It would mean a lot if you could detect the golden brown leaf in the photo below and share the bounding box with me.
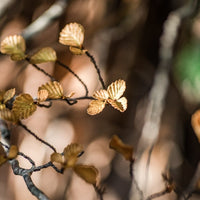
[87,100,106,115]
[0,155,7,166]
[30,47,57,64]
[0,104,6,110]
[51,152,63,164]
[38,81,64,99]
[12,94,37,120]
[0,35,26,61]
[37,89,48,102]
[109,135,133,161]
[59,22,84,48]
[107,79,126,100]
[191,110,200,143]
[64,143,83,168]
[7,145,18,159]
[93,90,109,100]
[69,46,86,55]
[107,97,127,112]
[0,109,18,123]
[3,88,15,103]
[0,91,5,102]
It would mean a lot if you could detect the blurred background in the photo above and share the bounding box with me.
[0,0,200,199]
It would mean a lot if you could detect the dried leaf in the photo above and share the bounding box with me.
[93,90,109,100]
[3,88,15,103]
[51,152,63,164]
[64,91,75,98]
[0,91,5,102]
[110,135,133,161]
[37,89,48,102]
[73,164,99,185]
[87,100,106,115]
[0,104,6,110]
[59,22,84,48]
[64,143,83,168]
[0,109,18,123]
[107,79,126,100]
[12,94,37,119]
[191,110,200,143]
[69,46,86,55]
[7,145,18,159]
[39,81,64,99]
[30,47,57,64]
[107,97,127,112]
[0,35,26,60]
[0,155,7,166]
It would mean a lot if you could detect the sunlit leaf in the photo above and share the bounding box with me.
[107,97,127,112]
[0,109,18,123]
[51,152,63,164]
[73,164,99,185]
[37,89,48,102]
[191,110,200,143]
[107,79,126,100]
[69,46,86,55]
[3,88,15,103]
[30,47,57,64]
[0,104,6,110]
[93,90,109,100]
[7,145,18,159]
[59,22,84,48]
[38,81,64,99]
[87,100,106,115]
[12,94,37,119]
[109,135,133,161]
[64,143,83,168]
[0,35,26,61]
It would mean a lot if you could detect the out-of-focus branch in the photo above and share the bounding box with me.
[21,0,68,40]
[130,0,200,199]
[0,0,16,18]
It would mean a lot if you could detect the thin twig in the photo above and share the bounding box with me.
[146,188,170,200]
[85,51,106,89]
[56,60,89,96]
[19,122,56,152]
[94,184,105,200]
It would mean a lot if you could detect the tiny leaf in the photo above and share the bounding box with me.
[38,81,64,99]
[107,97,127,112]
[59,22,84,48]
[69,46,86,55]
[107,79,126,100]
[109,135,133,161]
[7,145,18,159]
[87,100,106,115]
[73,164,99,185]
[30,47,57,64]
[0,155,7,166]
[12,94,37,119]
[3,88,15,103]
[0,35,26,60]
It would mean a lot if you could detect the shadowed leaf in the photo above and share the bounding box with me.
[87,100,106,115]
[107,97,127,112]
[7,145,18,159]
[3,88,15,103]
[191,110,200,143]
[0,109,18,123]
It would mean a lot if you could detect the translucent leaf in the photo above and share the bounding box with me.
[0,109,18,123]
[69,46,86,55]
[0,104,6,110]
[107,79,126,100]
[39,81,64,99]
[59,22,84,48]
[3,88,15,103]
[107,97,127,112]
[0,155,7,166]
[37,89,48,102]
[12,94,37,119]
[191,110,200,143]
[0,35,26,61]
[110,135,133,161]
[64,143,83,168]
[7,145,18,159]
[93,90,109,100]
[51,152,63,164]
[73,164,99,185]
[30,47,57,64]
[87,100,106,115]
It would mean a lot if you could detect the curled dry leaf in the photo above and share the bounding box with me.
[69,46,87,55]
[110,135,133,161]
[7,145,18,159]
[59,22,84,48]
[12,94,37,120]
[0,155,7,166]
[37,89,48,102]
[64,143,84,168]
[0,35,26,61]
[107,97,127,112]
[73,164,99,185]
[51,152,63,164]
[3,88,15,103]
[191,110,200,143]
[30,47,57,64]
[87,100,106,115]
[38,81,64,99]
[0,108,18,123]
